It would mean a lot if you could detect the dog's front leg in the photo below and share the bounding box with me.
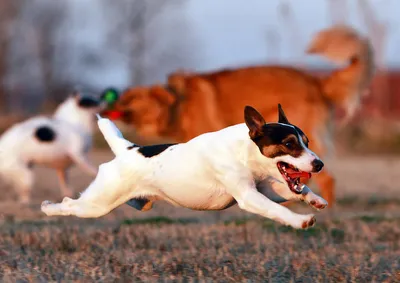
[260,180,328,211]
[42,158,133,218]
[230,183,316,229]
[297,184,328,210]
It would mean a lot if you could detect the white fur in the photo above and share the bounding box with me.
[0,95,102,203]
[41,118,328,229]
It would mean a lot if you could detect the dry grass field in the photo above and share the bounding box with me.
[0,150,399,282]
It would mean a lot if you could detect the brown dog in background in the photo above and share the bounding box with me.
[102,25,375,207]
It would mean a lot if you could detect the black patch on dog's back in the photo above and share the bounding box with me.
[137,143,176,158]
[78,97,100,108]
[127,144,139,150]
[34,126,56,142]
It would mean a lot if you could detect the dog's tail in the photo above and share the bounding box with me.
[96,114,134,156]
[306,25,375,121]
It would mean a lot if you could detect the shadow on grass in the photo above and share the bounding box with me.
[337,195,400,207]
[121,216,199,226]
[223,217,345,242]
[261,220,347,243]
[223,217,257,226]
[357,215,399,223]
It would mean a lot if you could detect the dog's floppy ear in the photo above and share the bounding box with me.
[151,85,176,105]
[244,106,265,139]
[278,104,290,124]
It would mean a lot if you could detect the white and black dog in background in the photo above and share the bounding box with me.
[42,104,328,229]
[0,92,103,203]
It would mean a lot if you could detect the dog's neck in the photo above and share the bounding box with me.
[160,86,186,140]
[160,85,224,142]
[213,124,278,181]
[244,137,277,181]
[53,98,95,135]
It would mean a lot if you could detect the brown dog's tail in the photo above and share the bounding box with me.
[306,25,375,121]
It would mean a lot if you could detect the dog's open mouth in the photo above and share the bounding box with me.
[277,162,312,194]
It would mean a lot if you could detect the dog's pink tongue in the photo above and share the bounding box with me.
[286,168,312,180]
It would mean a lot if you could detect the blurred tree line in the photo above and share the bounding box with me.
[0,0,195,115]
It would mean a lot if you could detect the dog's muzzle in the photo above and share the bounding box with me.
[311,159,324,173]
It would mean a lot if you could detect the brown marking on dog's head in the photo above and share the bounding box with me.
[278,103,309,147]
[245,105,324,194]
[244,104,309,159]
[102,85,178,139]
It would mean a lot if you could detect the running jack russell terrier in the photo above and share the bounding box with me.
[0,92,103,203]
[41,104,328,229]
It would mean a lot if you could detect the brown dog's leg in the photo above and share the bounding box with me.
[312,170,335,208]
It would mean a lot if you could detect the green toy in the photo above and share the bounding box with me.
[101,88,119,106]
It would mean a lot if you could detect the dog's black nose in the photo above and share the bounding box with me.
[312,159,324,172]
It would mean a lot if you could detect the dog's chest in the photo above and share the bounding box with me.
[139,138,245,211]
[148,164,236,210]
[160,186,237,211]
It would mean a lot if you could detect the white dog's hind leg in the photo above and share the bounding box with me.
[41,159,134,218]
[69,151,97,177]
[13,167,34,204]
[0,162,32,203]
[56,169,74,197]
[41,197,111,218]
[0,162,34,204]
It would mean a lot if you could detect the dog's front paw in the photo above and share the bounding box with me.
[301,215,316,229]
[309,197,328,211]
[290,214,316,229]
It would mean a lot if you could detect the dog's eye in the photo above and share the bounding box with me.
[285,142,293,149]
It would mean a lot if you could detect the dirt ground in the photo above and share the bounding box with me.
[0,150,399,282]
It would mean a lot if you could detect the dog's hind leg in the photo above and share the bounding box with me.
[41,158,137,218]
[69,151,97,177]
[12,165,34,204]
[41,197,111,218]
[56,169,74,197]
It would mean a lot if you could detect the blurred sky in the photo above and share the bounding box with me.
[4,0,400,105]
[186,0,400,71]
